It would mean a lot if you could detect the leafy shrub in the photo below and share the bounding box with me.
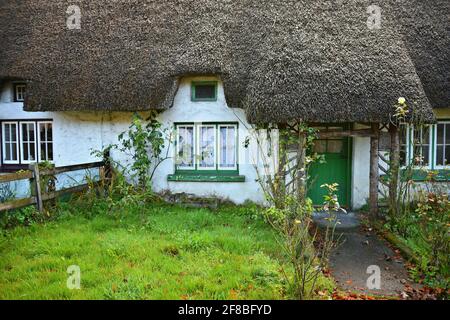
[0,183,15,203]
[0,206,39,229]
[414,191,449,289]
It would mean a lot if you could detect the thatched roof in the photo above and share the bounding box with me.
[0,0,447,123]
[398,1,450,110]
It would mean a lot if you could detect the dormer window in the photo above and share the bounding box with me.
[191,81,217,101]
[14,83,26,102]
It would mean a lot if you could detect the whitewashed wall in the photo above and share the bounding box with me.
[6,77,426,208]
[0,77,267,204]
[351,136,371,209]
[151,76,266,203]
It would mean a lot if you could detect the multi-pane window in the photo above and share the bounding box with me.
[2,122,19,164]
[312,126,345,154]
[399,125,408,167]
[14,84,26,102]
[219,125,237,169]
[411,126,431,167]
[1,120,53,166]
[39,122,53,162]
[191,82,217,101]
[198,125,216,169]
[20,122,37,163]
[175,123,238,172]
[435,122,450,167]
[176,125,194,169]
[399,123,450,169]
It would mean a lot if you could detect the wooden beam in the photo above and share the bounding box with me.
[275,124,288,206]
[30,164,43,213]
[317,129,376,139]
[378,164,388,175]
[41,183,98,201]
[296,128,306,202]
[0,197,36,212]
[369,123,380,218]
[378,152,389,164]
[0,171,33,183]
[389,123,400,217]
[40,161,104,176]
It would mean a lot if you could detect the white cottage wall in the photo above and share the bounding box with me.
[0,77,267,204]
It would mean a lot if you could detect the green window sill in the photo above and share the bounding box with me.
[382,169,450,182]
[405,169,450,182]
[167,173,245,183]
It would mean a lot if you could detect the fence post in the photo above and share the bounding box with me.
[103,148,113,186]
[30,164,43,213]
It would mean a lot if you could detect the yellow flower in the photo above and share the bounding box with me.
[398,97,406,104]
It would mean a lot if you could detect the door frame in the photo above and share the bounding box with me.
[307,123,353,209]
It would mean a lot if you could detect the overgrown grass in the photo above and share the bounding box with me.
[0,199,333,300]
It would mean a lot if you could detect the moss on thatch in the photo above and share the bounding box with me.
[0,0,446,123]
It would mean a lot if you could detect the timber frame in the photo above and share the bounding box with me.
[282,122,401,218]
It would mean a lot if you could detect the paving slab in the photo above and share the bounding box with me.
[313,212,418,297]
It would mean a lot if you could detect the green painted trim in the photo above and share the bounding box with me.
[175,169,240,176]
[397,169,450,182]
[191,81,218,102]
[167,173,245,182]
[307,123,352,208]
[431,125,436,170]
[172,122,241,180]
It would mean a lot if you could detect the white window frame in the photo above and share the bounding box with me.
[175,124,195,170]
[37,121,54,162]
[2,122,19,164]
[197,124,216,170]
[14,84,26,102]
[218,124,238,170]
[434,121,450,169]
[19,121,37,164]
[399,124,409,168]
[406,125,433,169]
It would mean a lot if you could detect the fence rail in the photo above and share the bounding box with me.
[0,161,107,213]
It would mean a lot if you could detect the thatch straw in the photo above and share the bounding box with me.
[0,0,446,123]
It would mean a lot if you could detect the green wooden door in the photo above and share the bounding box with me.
[307,126,351,208]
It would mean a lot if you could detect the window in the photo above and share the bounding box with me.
[14,84,26,102]
[198,125,216,169]
[399,125,408,166]
[399,125,432,167]
[411,125,431,167]
[176,125,194,169]
[1,120,53,167]
[400,122,450,170]
[191,82,217,101]
[2,122,19,164]
[312,126,345,154]
[172,123,242,182]
[39,122,53,161]
[219,125,237,169]
[435,122,450,167]
[20,122,37,163]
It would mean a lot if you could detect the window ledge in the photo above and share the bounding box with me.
[388,169,450,182]
[167,174,245,183]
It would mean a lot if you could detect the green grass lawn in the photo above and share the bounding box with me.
[0,201,332,300]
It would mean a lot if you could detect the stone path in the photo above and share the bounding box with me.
[312,211,418,297]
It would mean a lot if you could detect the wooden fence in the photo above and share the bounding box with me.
[0,161,107,213]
